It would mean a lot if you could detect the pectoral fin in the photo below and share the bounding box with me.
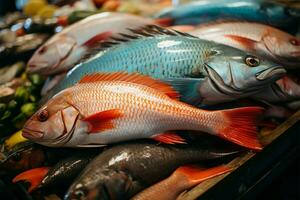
[82,109,123,133]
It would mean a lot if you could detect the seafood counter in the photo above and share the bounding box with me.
[0,0,299,200]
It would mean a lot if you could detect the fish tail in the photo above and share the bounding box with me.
[213,107,264,150]
[12,167,49,193]
[175,165,232,186]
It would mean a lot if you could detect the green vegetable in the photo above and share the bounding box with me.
[1,110,11,120]
[12,113,27,130]
[67,10,100,24]
[7,100,17,110]
[28,74,44,86]
[0,103,6,115]
[15,86,30,103]
[21,103,37,117]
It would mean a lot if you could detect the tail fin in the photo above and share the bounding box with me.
[12,167,49,193]
[176,165,232,186]
[216,107,264,150]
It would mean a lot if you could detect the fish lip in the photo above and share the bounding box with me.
[291,51,300,57]
[26,62,50,74]
[255,66,286,81]
[203,63,258,95]
[22,128,44,139]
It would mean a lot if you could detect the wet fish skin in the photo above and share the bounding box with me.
[189,22,300,68]
[40,151,99,190]
[252,75,300,103]
[65,140,239,200]
[155,0,300,33]
[24,72,264,150]
[27,12,154,75]
[44,28,284,106]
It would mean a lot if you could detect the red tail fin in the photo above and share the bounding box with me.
[217,107,264,150]
[176,165,232,186]
[153,18,174,27]
[12,167,49,193]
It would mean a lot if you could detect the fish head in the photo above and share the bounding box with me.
[262,31,300,63]
[22,94,80,146]
[65,169,133,200]
[204,47,286,93]
[27,36,77,75]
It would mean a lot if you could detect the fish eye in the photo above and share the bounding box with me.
[38,47,47,54]
[245,56,260,67]
[37,109,49,122]
[289,38,299,46]
[74,189,86,199]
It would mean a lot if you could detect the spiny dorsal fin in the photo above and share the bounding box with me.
[78,25,197,65]
[79,72,179,99]
[98,24,197,49]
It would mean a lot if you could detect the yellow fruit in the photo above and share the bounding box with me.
[117,2,140,14]
[5,130,28,149]
[23,1,47,16]
[37,5,57,19]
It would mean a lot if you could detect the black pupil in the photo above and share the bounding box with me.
[250,59,256,65]
[39,110,48,121]
[76,190,84,197]
[39,47,46,54]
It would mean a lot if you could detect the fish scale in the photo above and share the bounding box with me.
[50,35,208,98]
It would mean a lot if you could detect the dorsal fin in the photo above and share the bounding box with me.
[78,25,197,65]
[78,72,179,99]
[97,25,197,50]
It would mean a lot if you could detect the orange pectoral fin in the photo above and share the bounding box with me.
[176,165,232,186]
[152,132,186,144]
[12,167,49,193]
[82,109,123,133]
[224,34,257,50]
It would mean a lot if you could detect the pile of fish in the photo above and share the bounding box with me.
[1,0,300,200]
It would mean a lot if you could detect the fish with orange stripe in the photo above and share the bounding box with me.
[22,72,264,150]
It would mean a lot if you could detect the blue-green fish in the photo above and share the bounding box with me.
[155,0,300,34]
[45,25,286,105]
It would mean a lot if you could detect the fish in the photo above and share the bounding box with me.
[188,22,300,68]
[131,165,231,200]
[24,72,264,150]
[64,140,239,200]
[27,12,157,76]
[43,25,285,106]
[12,152,98,193]
[155,0,300,33]
[252,75,300,104]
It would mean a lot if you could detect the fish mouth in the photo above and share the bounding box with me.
[255,66,286,81]
[26,62,50,74]
[22,128,44,139]
[291,51,300,57]
[203,63,259,96]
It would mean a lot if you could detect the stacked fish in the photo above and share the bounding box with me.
[1,0,299,200]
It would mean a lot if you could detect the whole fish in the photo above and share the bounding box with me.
[252,75,300,103]
[27,12,156,75]
[131,165,231,200]
[65,140,239,200]
[155,0,300,33]
[188,22,300,68]
[24,72,263,150]
[12,152,98,193]
[44,25,285,106]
